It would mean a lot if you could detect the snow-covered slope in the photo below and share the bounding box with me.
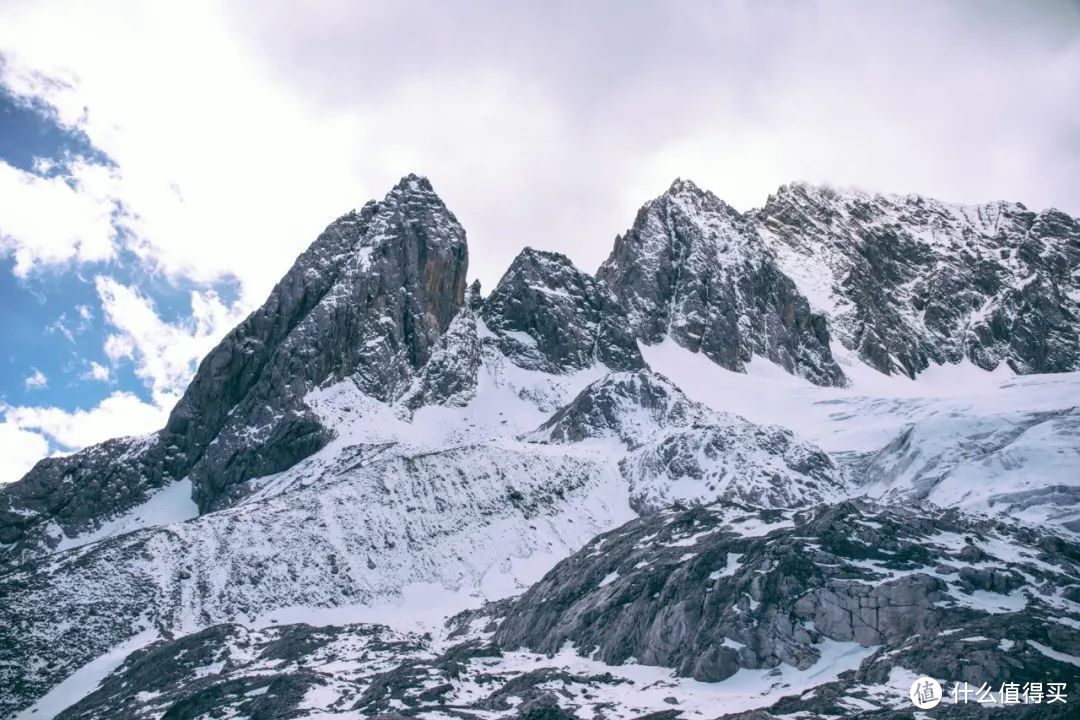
[38,501,1080,720]
[643,338,1080,532]
[527,370,847,512]
[0,319,849,718]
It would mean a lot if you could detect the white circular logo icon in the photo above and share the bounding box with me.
[910,676,942,709]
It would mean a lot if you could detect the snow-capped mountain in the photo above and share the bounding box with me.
[1,174,470,566]
[597,179,845,387]
[756,182,1080,378]
[2,176,1078,719]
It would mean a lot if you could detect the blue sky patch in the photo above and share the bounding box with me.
[0,79,239,457]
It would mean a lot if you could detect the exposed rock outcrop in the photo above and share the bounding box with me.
[598,179,845,386]
[756,182,1080,377]
[493,500,1080,684]
[482,247,644,373]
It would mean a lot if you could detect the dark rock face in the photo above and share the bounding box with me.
[739,615,1080,719]
[756,183,1080,377]
[0,174,469,562]
[398,295,482,411]
[173,174,469,510]
[482,247,644,373]
[0,435,164,552]
[597,179,845,387]
[492,500,1080,684]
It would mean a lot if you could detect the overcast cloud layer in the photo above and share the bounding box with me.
[0,0,1078,481]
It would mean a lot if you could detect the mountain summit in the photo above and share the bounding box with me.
[1,175,469,557]
[598,179,845,386]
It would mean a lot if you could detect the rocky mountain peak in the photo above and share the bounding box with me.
[598,181,845,386]
[663,175,710,199]
[526,369,710,447]
[389,171,435,193]
[505,245,577,275]
[661,175,739,215]
[761,181,1034,234]
[480,246,644,374]
[756,181,1080,377]
[169,174,470,509]
[374,173,464,243]
[0,176,472,558]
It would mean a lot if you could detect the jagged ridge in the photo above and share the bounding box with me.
[756,182,1080,377]
[598,179,846,387]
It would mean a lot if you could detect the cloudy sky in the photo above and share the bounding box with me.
[1,0,1078,483]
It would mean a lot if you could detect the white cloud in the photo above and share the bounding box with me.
[95,275,246,407]
[223,0,1080,286]
[1,391,166,453]
[1,1,1076,297]
[103,333,135,363]
[82,361,111,382]
[0,1,364,304]
[0,419,49,484]
[47,314,75,343]
[0,277,243,481]
[47,304,95,343]
[23,368,47,389]
[0,159,118,276]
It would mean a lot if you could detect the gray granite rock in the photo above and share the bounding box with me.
[398,284,483,410]
[483,247,644,374]
[492,500,1079,684]
[597,179,845,386]
[756,183,1080,377]
[174,174,469,511]
[527,370,709,447]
